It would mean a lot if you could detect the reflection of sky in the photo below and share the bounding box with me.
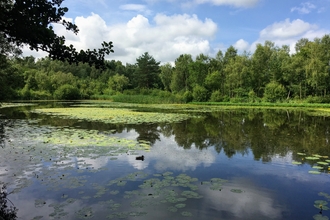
[125,134,216,172]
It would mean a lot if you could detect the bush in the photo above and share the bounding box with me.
[183,91,193,103]
[54,84,80,100]
[192,85,209,102]
[263,81,286,102]
[210,90,223,102]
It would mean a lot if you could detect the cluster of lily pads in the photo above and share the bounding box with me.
[32,107,196,125]
[313,192,330,220]
[292,153,330,175]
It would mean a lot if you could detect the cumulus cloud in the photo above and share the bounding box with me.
[291,2,316,14]
[259,18,317,40]
[23,13,217,64]
[234,39,250,52]
[247,18,327,53]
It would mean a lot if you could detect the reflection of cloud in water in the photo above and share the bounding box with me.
[126,155,149,170]
[200,179,283,219]
[124,135,216,171]
[77,156,109,170]
[150,135,216,171]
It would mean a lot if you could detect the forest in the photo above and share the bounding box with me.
[1,35,330,104]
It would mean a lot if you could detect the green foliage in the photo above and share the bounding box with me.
[134,52,161,89]
[108,73,129,92]
[111,93,183,104]
[192,85,209,102]
[210,90,223,102]
[183,91,193,103]
[1,0,113,69]
[0,185,18,220]
[54,84,80,100]
[263,81,287,102]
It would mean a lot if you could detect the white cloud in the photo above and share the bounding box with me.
[23,13,217,64]
[245,18,327,54]
[234,18,329,55]
[195,0,260,7]
[148,0,260,8]
[259,19,317,40]
[291,2,316,14]
[120,4,147,11]
[234,39,250,52]
[119,4,152,16]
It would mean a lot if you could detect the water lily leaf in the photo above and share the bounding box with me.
[181,211,193,217]
[175,203,186,208]
[313,214,329,220]
[312,166,324,169]
[292,161,302,165]
[297,152,306,156]
[317,161,329,165]
[309,170,321,174]
[230,189,244,193]
[306,157,320,160]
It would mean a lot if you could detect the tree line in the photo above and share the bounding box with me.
[1,35,330,103]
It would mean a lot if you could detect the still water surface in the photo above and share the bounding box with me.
[1,102,330,220]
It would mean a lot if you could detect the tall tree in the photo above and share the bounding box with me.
[170,54,193,93]
[160,63,173,91]
[1,0,113,69]
[251,41,276,97]
[134,52,161,89]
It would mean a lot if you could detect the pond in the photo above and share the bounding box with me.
[1,101,330,220]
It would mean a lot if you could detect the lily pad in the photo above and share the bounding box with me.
[306,157,320,160]
[292,161,302,165]
[313,214,329,220]
[230,189,244,193]
[309,170,321,174]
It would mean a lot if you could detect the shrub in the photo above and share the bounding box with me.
[192,85,209,102]
[54,84,80,100]
[210,90,223,102]
[263,81,286,102]
[183,90,193,103]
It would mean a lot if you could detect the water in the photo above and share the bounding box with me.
[1,102,330,220]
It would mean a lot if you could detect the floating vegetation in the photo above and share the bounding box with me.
[309,170,322,175]
[317,162,329,166]
[306,157,320,160]
[292,161,302,165]
[230,189,244,193]
[297,152,306,156]
[313,214,329,220]
[314,200,329,210]
[75,207,94,219]
[181,211,193,217]
[35,199,46,208]
[32,107,195,124]
[175,203,186,208]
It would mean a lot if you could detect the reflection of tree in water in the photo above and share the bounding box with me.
[0,121,4,148]
[0,185,17,220]
[134,123,160,145]
[165,109,330,161]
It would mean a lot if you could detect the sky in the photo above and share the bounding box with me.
[24,0,330,64]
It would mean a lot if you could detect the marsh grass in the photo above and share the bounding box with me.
[110,94,184,104]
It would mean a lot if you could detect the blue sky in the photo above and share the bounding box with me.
[24,0,330,64]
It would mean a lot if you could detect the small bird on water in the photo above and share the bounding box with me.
[136,155,144,161]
